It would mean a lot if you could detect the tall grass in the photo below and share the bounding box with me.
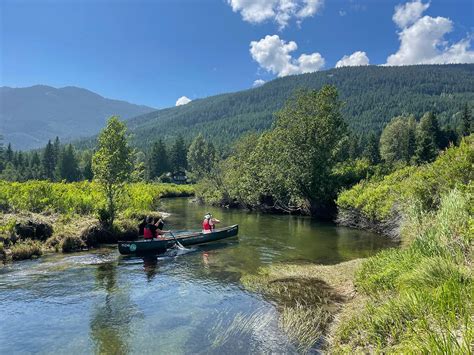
[332,189,473,353]
[0,180,194,216]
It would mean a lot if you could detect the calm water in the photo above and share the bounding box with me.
[0,198,394,354]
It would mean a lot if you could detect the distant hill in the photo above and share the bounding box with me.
[0,85,155,150]
[113,64,472,151]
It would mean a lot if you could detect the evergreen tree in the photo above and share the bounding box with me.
[415,112,440,164]
[0,135,4,172]
[0,162,18,181]
[56,144,81,182]
[42,140,56,180]
[169,135,187,172]
[81,151,94,181]
[5,143,13,163]
[29,151,43,180]
[53,136,61,165]
[149,139,169,179]
[362,132,380,164]
[461,103,472,137]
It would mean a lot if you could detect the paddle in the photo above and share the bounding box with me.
[167,230,186,250]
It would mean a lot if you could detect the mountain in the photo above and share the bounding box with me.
[0,85,155,150]
[114,64,472,151]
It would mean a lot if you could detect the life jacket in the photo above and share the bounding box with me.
[202,218,212,231]
[143,225,153,239]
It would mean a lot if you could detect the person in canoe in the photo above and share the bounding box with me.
[143,216,170,240]
[153,217,170,239]
[202,213,220,234]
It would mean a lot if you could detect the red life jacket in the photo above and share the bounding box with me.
[143,226,153,239]
[202,218,212,231]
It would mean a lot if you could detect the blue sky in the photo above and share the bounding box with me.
[1,0,473,108]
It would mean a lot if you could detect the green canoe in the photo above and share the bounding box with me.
[118,224,239,255]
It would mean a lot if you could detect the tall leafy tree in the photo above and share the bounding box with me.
[379,116,416,165]
[42,140,56,180]
[169,135,187,172]
[92,116,133,225]
[149,139,169,179]
[415,112,440,164]
[56,144,81,182]
[261,86,348,215]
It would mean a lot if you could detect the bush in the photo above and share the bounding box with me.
[10,240,43,260]
[337,136,473,236]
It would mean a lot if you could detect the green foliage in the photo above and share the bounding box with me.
[0,180,193,216]
[379,115,417,165]
[169,134,187,172]
[415,112,441,164]
[461,103,472,137]
[92,116,134,225]
[56,144,81,182]
[42,140,56,180]
[337,135,473,223]
[149,139,169,179]
[187,133,217,181]
[333,189,473,353]
[198,86,349,216]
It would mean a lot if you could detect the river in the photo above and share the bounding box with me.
[0,198,394,354]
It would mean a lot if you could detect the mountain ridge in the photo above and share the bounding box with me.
[0,85,155,150]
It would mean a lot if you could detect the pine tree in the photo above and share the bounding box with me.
[53,136,61,166]
[42,140,56,180]
[362,132,380,164]
[29,151,43,180]
[56,144,81,182]
[169,135,187,173]
[5,143,13,163]
[415,112,440,164]
[149,139,169,179]
[461,103,472,137]
[81,151,94,181]
[0,135,4,172]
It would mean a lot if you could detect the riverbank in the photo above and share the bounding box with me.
[0,181,194,263]
[240,137,473,352]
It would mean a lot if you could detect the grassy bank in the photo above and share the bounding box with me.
[241,137,473,352]
[337,136,473,239]
[0,181,194,262]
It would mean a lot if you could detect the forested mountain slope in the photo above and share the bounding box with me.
[0,85,155,150]
[120,64,474,150]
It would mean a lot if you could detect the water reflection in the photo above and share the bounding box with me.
[90,261,139,354]
[142,256,158,282]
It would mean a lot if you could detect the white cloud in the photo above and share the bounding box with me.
[253,79,266,87]
[250,35,325,77]
[227,0,323,29]
[175,96,191,106]
[393,0,430,28]
[387,1,474,65]
[335,51,370,67]
[339,9,346,17]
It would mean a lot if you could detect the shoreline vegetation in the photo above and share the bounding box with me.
[0,181,193,263]
[240,136,473,352]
